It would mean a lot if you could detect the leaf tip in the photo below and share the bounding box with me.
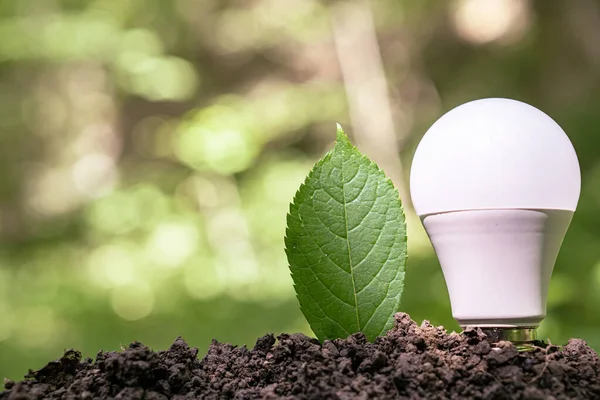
[335,123,349,144]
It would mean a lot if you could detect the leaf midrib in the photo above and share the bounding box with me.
[340,163,361,332]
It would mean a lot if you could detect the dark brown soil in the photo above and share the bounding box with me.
[2,313,599,399]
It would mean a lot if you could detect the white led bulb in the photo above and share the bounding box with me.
[410,98,581,343]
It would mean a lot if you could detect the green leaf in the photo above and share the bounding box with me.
[285,124,407,342]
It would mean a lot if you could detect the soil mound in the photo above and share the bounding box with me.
[2,313,599,399]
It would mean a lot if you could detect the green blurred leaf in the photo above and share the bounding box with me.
[285,125,407,341]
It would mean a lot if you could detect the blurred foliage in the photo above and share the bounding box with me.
[0,0,600,382]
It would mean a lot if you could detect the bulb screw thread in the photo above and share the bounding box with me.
[480,327,538,352]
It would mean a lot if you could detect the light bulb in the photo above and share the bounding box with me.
[410,98,581,344]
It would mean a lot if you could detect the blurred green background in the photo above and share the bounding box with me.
[1,0,599,381]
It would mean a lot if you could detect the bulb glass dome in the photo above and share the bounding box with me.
[410,98,581,216]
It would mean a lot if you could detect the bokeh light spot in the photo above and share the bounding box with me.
[72,152,118,198]
[452,0,531,45]
[146,220,200,268]
[175,123,259,174]
[120,29,164,58]
[26,167,81,216]
[131,57,199,101]
[88,243,138,288]
[111,282,155,321]
[183,256,224,300]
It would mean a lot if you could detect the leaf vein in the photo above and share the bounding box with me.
[340,160,361,332]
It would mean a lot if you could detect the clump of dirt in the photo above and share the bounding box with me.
[2,313,600,399]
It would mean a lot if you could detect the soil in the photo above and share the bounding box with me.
[2,313,599,400]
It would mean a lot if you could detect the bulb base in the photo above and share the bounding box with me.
[422,209,573,329]
[479,327,538,351]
